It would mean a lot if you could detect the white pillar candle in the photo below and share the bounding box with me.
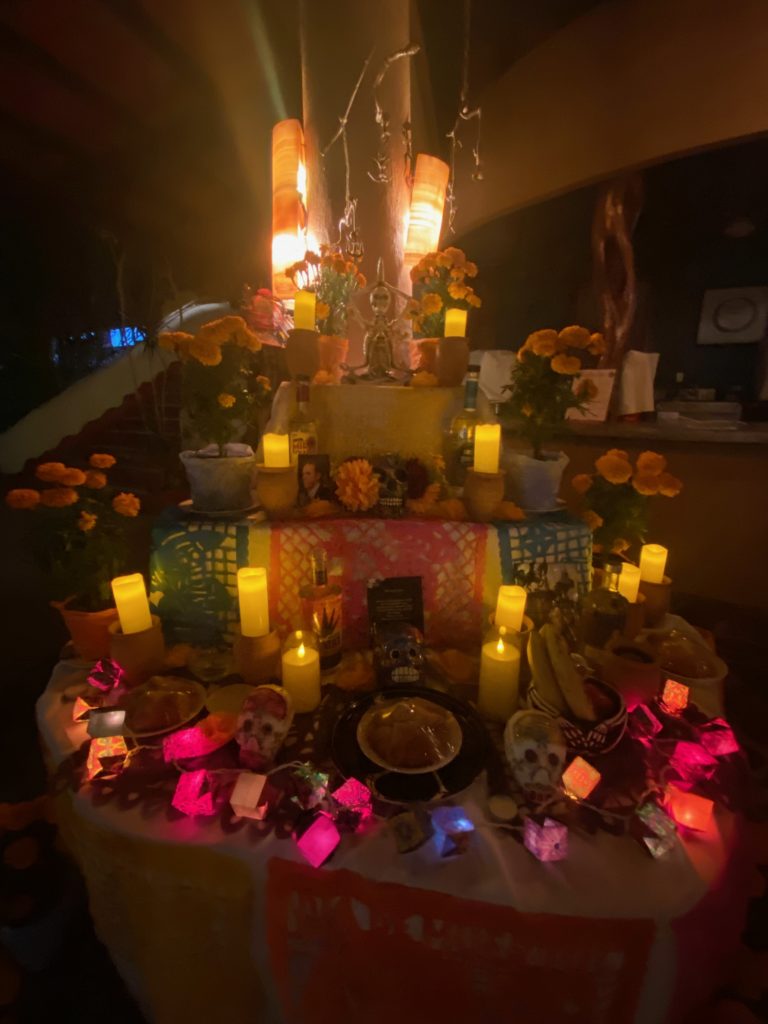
[639,544,668,584]
[618,563,642,603]
[262,433,291,468]
[478,629,521,723]
[281,636,321,712]
[473,423,501,474]
[111,573,152,635]
[444,307,467,337]
[237,567,270,637]
[494,585,526,632]
[293,289,316,331]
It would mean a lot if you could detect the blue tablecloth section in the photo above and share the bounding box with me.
[150,509,592,646]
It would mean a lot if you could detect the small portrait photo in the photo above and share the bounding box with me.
[298,454,334,506]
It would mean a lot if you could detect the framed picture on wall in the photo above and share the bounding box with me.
[697,286,768,344]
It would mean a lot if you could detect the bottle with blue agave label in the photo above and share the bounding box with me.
[300,547,342,669]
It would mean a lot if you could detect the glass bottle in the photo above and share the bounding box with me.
[579,559,629,653]
[288,376,318,463]
[445,364,480,486]
[300,548,342,669]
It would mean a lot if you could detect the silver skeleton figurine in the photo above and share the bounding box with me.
[343,257,412,382]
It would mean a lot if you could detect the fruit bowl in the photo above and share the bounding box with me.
[528,676,627,755]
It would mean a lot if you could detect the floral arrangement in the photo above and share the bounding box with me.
[286,246,366,337]
[503,326,606,460]
[158,315,272,454]
[406,246,481,338]
[5,455,141,610]
[571,449,683,555]
[241,286,291,344]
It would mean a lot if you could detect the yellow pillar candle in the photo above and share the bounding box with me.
[639,544,668,584]
[618,563,642,603]
[444,307,468,337]
[262,433,291,468]
[293,289,316,331]
[494,585,527,632]
[473,423,501,474]
[111,573,152,635]
[281,635,321,712]
[478,629,521,722]
[237,567,270,638]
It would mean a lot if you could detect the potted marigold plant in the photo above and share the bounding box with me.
[406,246,481,380]
[570,449,683,557]
[5,455,141,658]
[159,315,272,512]
[502,326,604,510]
[286,247,366,382]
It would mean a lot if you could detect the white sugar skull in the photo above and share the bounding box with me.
[504,710,566,805]
[236,684,294,771]
[374,455,408,517]
[374,622,425,687]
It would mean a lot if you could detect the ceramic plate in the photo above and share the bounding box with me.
[123,675,206,738]
[178,499,263,519]
[519,498,567,515]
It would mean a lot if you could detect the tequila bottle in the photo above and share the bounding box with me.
[288,376,318,463]
[445,365,480,486]
[579,559,629,653]
[300,548,342,670]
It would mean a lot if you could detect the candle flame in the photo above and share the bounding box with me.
[298,642,306,659]
[496,636,505,654]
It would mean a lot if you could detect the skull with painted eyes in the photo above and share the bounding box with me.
[504,709,566,805]
[373,622,426,687]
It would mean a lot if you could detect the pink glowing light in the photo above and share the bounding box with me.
[87,658,125,693]
[700,719,739,757]
[172,770,216,816]
[163,723,222,763]
[331,778,372,816]
[562,756,601,800]
[85,736,128,780]
[670,740,718,782]
[524,818,568,862]
[230,772,268,819]
[295,813,341,868]
[661,679,689,715]
[665,783,714,832]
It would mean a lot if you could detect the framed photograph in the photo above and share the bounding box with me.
[297,454,334,506]
[697,286,768,345]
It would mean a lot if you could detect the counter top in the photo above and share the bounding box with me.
[563,420,768,445]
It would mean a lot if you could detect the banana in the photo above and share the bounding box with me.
[527,628,567,713]
[542,623,597,722]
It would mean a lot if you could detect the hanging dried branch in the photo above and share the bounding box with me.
[446,0,483,233]
[367,42,420,184]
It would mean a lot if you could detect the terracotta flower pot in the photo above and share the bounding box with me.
[180,451,256,512]
[53,599,118,660]
[409,338,439,373]
[317,335,349,379]
[504,450,569,511]
[436,338,469,387]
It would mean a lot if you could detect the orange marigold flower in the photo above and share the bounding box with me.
[112,492,141,517]
[316,301,331,320]
[233,323,262,353]
[335,459,380,512]
[312,369,338,385]
[411,371,438,388]
[658,472,683,498]
[632,473,661,496]
[78,511,97,533]
[40,488,78,508]
[583,509,604,531]
[35,462,67,483]
[421,292,443,315]
[255,375,271,391]
[466,293,482,308]
[84,470,107,489]
[595,452,633,484]
[605,448,629,461]
[59,467,86,487]
[436,252,452,268]
[303,499,337,519]
[356,272,366,287]
[636,450,667,476]
[449,266,466,280]
[89,453,116,469]
[442,246,466,266]
[496,501,526,521]
[571,473,593,494]
[447,282,468,300]
[304,251,321,265]
[611,537,630,555]
[157,331,194,354]
[5,488,40,510]
[558,325,592,349]
[217,392,236,409]
[551,354,581,375]
[433,498,468,521]
[199,315,247,344]
[188,336,222,366]
[588,332,606,356]
[529,331,559,358]
[464,261,478,278]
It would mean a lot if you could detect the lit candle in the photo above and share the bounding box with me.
[478,628,521,722]
[293,290,316,331]
[494,585,526,632]
[281,632,321,713]
[237,567,270,638]
[262,433,291,468]
[111,573,152,635]
[473,423,501,474]
[639,544,668,584]
[444,308,468,338]
[618,563,642,603]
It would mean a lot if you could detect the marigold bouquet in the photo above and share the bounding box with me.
[571,449,683,554]
[5,454,141,609]
[503,326,606,459]
[406,246,481,338]
[286,246,366,337]
[158,315,272,453]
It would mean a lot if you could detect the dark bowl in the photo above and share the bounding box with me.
[528,676,627,755]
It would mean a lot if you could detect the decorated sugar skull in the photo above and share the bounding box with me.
[373,622,425,687]
[374,454,408,517]
[504,709,566,805]
[236,684,294,771]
